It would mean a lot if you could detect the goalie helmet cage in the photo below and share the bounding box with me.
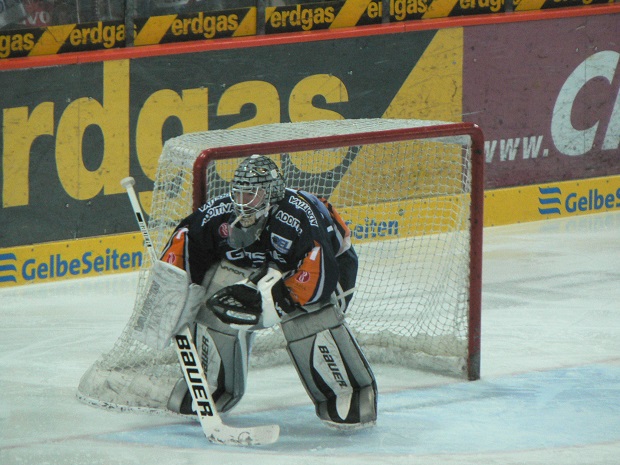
[77,118,483,414]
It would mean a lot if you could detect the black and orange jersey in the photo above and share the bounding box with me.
[160,188,355,307]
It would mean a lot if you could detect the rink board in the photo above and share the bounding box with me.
[2,174,620,287]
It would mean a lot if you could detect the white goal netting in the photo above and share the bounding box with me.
[77,118,483,413]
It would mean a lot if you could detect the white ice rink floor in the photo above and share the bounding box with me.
[1,211,619,465]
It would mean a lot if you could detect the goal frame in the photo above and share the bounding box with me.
[192,122,484,380]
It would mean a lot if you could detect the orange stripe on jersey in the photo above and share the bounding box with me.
[319,197,352,254]
[320,197,350,240]
[160,227,188,271]
[284,241,323,306]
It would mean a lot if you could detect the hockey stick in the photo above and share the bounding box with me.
[121,176,280,446]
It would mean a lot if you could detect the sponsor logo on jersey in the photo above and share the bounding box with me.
[275,210,303,234]
[296,270,311,283]
[199,201,233,226]
[165,253,177,264]
[218,223,230,238]
[225,249,266,267]
[271,233,293,254]
[288,196,318,227]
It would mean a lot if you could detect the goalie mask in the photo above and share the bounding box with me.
[228,155,285,249]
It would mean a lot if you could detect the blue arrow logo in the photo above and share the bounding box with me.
[0,253,17,283]
[538,187,562,215]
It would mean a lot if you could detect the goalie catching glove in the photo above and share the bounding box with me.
[209,265,297,329]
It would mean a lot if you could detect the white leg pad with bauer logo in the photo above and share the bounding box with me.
[196,309,254,413]
[168,260,254,415]
[282,300,377,429]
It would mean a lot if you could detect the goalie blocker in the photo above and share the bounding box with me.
[167,259,377,429]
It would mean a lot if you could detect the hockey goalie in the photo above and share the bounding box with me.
[135,154,377,431]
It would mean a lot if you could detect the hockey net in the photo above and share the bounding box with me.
[77,118,484,413]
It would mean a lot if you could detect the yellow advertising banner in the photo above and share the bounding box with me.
[0,233,144,288]
[485,175,620,226]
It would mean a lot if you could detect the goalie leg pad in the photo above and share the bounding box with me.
[282,301,377,428]
[168,262,254,416]
[168,311,253,415]
[197,310,253,413]
[198,261,255,412]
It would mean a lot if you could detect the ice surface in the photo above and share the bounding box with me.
[1,211,619,465]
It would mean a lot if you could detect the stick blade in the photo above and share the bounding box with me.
[208,423,280,446]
